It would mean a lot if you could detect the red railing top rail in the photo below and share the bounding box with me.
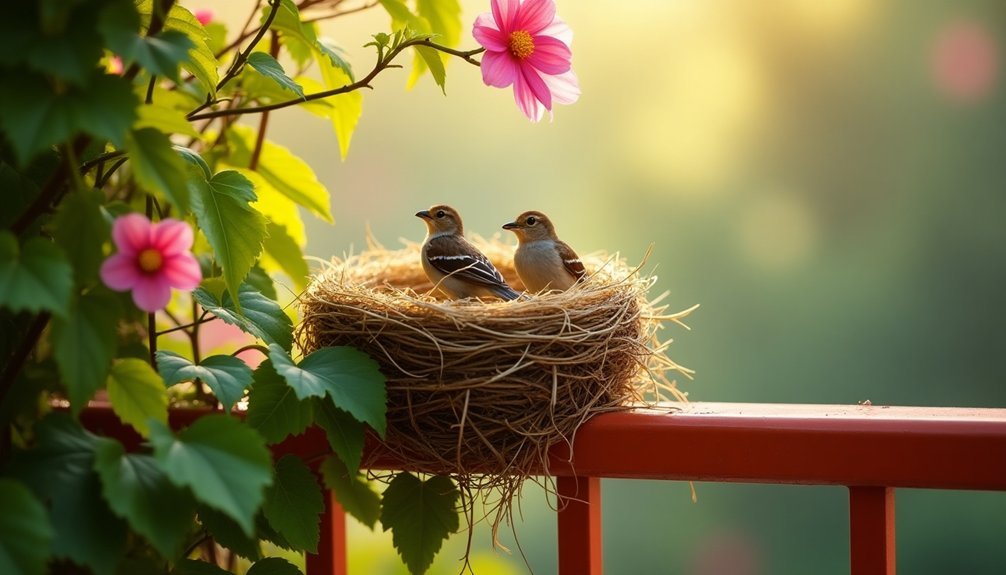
[79,402,1006,491]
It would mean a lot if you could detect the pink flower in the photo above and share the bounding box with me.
[107,56,124,76]
[194,9,213,26]
[100,214,202,312]
[473,0,580,121]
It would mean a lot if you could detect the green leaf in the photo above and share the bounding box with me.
[381,473,460,575]
[9,414,126,575]
[126,128,191,212]
[247,52,305,99]
[319,456,380,529]
[53,189,109,286]
[0,478,52,575]
[413,45,447,94]
[149,415,273,536]
[134,95,200,138]
[417,0,461,49]
[101,4,194,82]
[263,222,310,290]
[189,170,267,302]
[93,441,195,558]
[315,48,362,160]
[106,359,168,438]
[228,125,332,222]
[197,505,261,560]
[246,264,278,301]
[193,284,293,351]
[0,72,138,164]
[0,232,73,317]
[268,344,387,435]
[316,39,354,82]
[173,559,233,575]
[247,557,303,575]
[246,360,313,444]
[157,350,253,412]
[52,291,120,413]
[262,455,324,553]
[313,397,364,473]
[137,1,219,96]
[175,145,212,179]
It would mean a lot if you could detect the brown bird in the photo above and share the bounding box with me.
[503,210,586,293]
[416,205,520,301]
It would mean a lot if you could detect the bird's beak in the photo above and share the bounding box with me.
[502,221,520,230]
[415,210,432,220]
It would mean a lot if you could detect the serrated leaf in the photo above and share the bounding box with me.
[246,360,313,444]
[0,72,138,165]
[93,441,195,557]
[149,415,272,536]
[173,559,233,575]
[197,505,261,560]
[126,127,190,212]
[263,222,309,290]
[193,284,293,351]
[137,1,219,96]
[9,414,126,575]
[319,456,379,529]
[381,473,460,575]
[247,52,304,99]
[53,189,109,286]
[101,3,193,82]
[313,397,364,473]
[0,478,52,575]
[52,291,120,413]
[315,48,362,160]
[189,170,267,303]
[262,455,324,553]
[228,125,332,222]
[247,557,303,575]
[106,358,168,438]
[175,145,212,179]
[229,167,305,245]
[157,350,252,412]
[268,344,386,435]
[0,232,73,317]
[316,39,354,82]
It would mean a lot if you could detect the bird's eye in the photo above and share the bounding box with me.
[435,210,446,218]
[525,216,537,226]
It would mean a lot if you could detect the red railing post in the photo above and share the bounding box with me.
[557,475,603,575]
[849,486,895,575]
[306,491,348,575]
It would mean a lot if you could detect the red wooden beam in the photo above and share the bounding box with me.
[306,492,347,575]
[849,487,895,575]
[557,476,602,575]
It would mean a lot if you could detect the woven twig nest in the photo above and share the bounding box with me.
[298,236,695,533]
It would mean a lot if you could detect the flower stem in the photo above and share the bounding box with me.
[231,344,271,358]
[187,40,486,121]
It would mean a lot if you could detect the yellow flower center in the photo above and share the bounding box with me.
[138,248,163,273]
[508,30,535,59]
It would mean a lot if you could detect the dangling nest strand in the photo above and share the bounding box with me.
[297,236,696,534]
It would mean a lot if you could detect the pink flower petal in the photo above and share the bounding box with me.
[100,253,141,291]
[515,0,556,34]
[542,69,581,106]
[513,68,545,121]
[540,16,573,47]
[162,253,203,291]
[491,0,519,33]
[112,213,152,256]
[521,64,552,110]
[526,35,571,75]
[473,22,508,52]
[195,9,213,26]
[151,218,194,256]
[481,50,518,88]
[131,276,173,312]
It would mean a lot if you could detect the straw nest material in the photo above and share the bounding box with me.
[298,236,696,532]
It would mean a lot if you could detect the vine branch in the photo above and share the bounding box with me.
[188,40,486,121]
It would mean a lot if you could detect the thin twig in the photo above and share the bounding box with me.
[231,344,271,357]
[188,40,485,121]
[0,313,50,408]
[156,316,217,336]
[302,0,378,23]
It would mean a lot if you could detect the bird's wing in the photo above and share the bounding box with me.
[426,236,511,288]
[555,240,587,280]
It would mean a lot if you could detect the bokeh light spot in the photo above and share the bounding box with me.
[932,20,999,104]
[738,192,817,270]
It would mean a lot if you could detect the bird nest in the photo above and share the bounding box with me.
[297,236,696,535]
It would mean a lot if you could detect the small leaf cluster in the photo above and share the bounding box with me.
[0,0,469,574]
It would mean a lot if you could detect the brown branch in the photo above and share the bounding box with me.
[188,40,486,121]
[0,313,50,409]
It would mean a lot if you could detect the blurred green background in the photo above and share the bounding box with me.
[209,0,1005,572]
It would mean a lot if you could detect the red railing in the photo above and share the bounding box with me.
[80,402,1006,575]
